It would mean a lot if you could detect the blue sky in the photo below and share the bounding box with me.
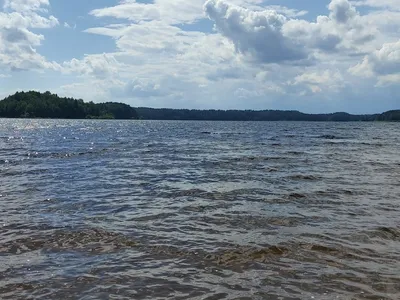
[0,0,399,113]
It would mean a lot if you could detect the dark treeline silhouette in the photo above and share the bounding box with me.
[0,91,138,119]
[136,107,400,122]
[375,110,400,122]
[0,91,398,121]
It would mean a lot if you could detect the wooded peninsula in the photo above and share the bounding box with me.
[0,91,399,121]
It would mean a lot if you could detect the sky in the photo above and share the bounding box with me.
[0,0,399,113]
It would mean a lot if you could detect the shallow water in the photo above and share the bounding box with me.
[0,119,399,300]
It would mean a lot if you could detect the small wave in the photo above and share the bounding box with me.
[0,228,137,255]
[205,245,288,266]
[371,227,400,241]
[195,215,307,230]
[288,174,320,181]
[223,156,288,163]
[286,193,307,199]
[315,189,357,196]
[360,142,384,147]
[24,148,112,160]
[286,151,304,155]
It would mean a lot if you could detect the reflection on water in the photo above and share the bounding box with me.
[0,119,399,299]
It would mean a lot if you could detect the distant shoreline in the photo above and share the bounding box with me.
[1,91,399,122]
[0,117,398,122]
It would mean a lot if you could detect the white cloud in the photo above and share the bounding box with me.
[54,0,399,112]
[329,0,357,23]
[367,40,400,75]
[0,0,59,71]
[89,0,289,26]
[204,0,376,65]
[283,0,376,55]
[3,0,50,12]
[204,0,310,64]
[89,0,206,25]
[292,69,345,93]
[376,74,400,86]
[351,0,400,11]
[350,40,400,85]
[63,53,123,78]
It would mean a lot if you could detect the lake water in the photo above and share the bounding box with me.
[0,119,399,300]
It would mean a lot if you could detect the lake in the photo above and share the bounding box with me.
[0,119,399,299]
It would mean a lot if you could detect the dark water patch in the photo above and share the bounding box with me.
[285,151,304,155]
[22,148,115,160]
[318,134,350,139]
[286,193,307,200]
[314,188,361,196]
[0,159,11,165]
[157,188,208,199]
[195,214,307,230]
[205,245,289,266]
[157,188,272,202]
[287,174,320,181]
[221,156,290,164]
[366,160,392,167]
[360,142,384,147]
[324,141,351,146]
[0,223,62,234]
[1,167,49,177]
[368,227,400,241]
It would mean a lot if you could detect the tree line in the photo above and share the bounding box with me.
[136,107,400,122]
[0,91,398,121]
[0,91,138,119]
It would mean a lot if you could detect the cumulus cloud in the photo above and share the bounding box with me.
[205,0,376,64]
[116,79,164,98]
[367,40,400,75]
[292,69,345,93]
[63,54,123,78]
[0,0,59,71]
[204,0,309,64]
[329,0,357,23]
[350,40,400,85]
[285,0,375,53]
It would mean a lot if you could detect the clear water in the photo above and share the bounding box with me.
[0,119,399,299]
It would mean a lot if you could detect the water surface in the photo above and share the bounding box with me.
[0,119,399,299]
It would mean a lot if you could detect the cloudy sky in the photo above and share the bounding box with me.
[0,0,399,113]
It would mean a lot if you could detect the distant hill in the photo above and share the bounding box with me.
[0,91,138,119]
[136,107,399,122]
[0,91,398,121]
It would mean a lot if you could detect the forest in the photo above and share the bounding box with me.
[0,91,138,119]
[135,108,400,121]
[0,91,399,121]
